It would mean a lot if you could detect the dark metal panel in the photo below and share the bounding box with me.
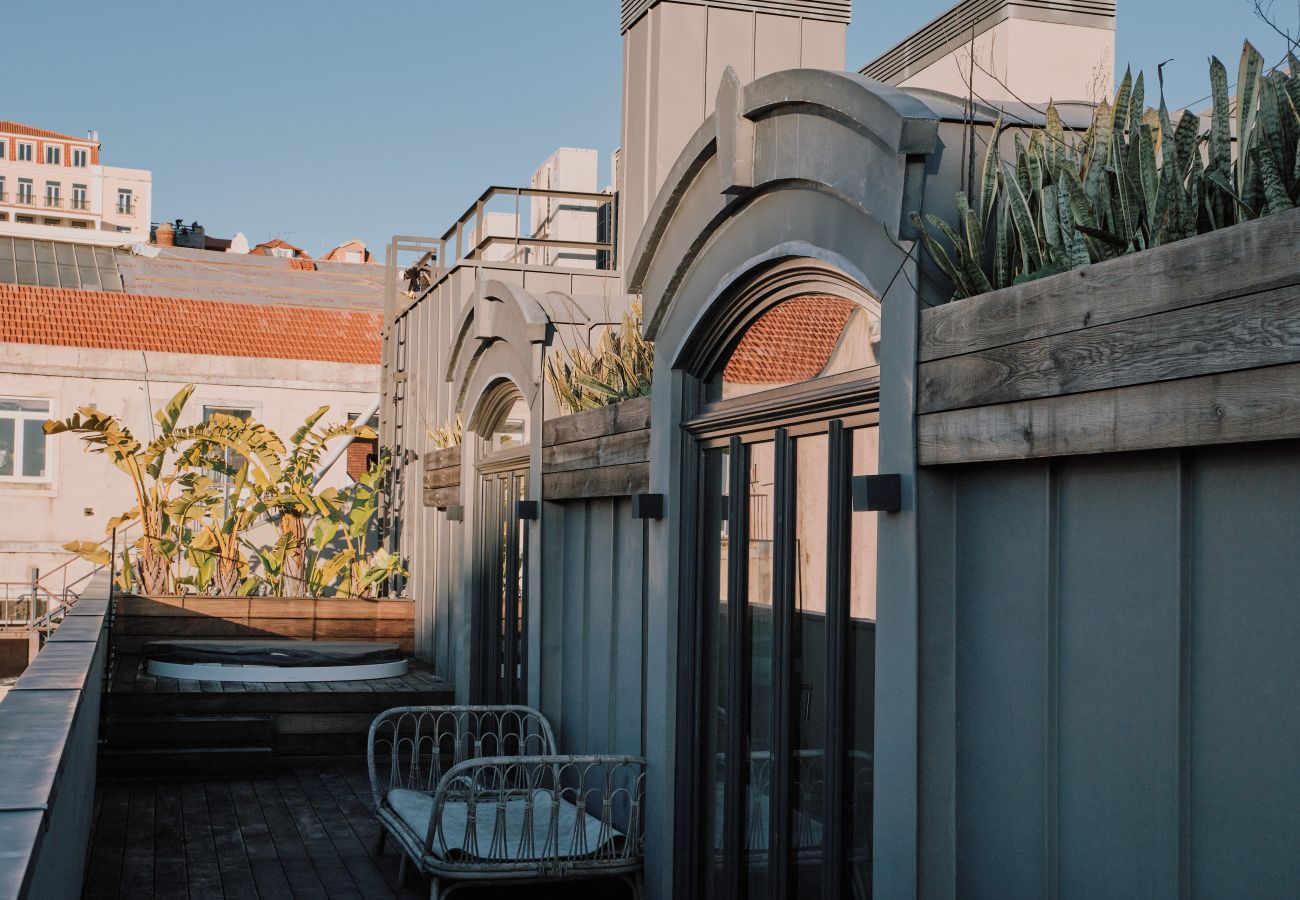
[585,500,617,755]
[952,463,1049,897]
[1186,442,1300,896]
[1055,455,1181,899]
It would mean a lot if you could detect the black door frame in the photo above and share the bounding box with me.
[472,445,529,705]
[675,369,881,900]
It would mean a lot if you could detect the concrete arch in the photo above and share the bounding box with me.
[628,68,940,354]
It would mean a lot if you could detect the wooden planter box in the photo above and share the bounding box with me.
[423,445,462,509]
[110,595,416,655]
[541,395,651,500]
[916,208,1300,465]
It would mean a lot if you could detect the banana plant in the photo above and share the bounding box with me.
[46,384,197,594]
[914,41,1300,301]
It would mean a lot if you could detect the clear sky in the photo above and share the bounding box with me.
[6,0,1294,259]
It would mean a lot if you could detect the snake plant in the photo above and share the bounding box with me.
[914,41,1300,300]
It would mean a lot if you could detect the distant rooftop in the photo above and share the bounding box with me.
[0,121,95,143]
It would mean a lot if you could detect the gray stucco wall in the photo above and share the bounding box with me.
[918,442,1300,898]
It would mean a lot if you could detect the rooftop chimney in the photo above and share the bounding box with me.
[154,222,175,247]
[617,0,850,281]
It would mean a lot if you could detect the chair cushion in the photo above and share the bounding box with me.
[387,787,623,862]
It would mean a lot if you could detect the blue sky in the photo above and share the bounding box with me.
[6,1,1294,258]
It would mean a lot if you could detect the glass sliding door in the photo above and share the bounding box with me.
[475,464,528,705]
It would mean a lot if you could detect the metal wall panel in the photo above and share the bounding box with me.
[539,496,646,756]
[952,464,1049,898]
[928,442,1300,896]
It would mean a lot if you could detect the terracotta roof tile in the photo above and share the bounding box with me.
[0,121,92,143]
[723,295,856,384]
[0,283,380,364]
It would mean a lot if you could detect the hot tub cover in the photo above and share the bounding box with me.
[142,640,404,667]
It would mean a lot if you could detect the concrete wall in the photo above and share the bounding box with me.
[917,443,1300,898]
[618,0,847,273]
[0,343,377,586]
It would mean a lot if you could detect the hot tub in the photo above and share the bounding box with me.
[143,639,410,683]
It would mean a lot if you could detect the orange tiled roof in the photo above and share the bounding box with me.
[0,283,380,364]
[0,121,92,143]
[250,238,312,259]
[723,295,857,384]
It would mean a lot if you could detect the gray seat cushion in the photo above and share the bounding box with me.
[388,787,622,862]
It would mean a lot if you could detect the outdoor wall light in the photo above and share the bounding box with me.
[632,493,664,519]
[852,474,902,512]
[516,500,539,520]
[444,505,464,522]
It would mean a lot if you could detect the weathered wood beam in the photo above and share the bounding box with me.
[542,462,650,500]
[919,283,1300,413]
[541,428,650,473]
[541,395,652,445]
[917,362,1300,465]
[919,208,1300,363]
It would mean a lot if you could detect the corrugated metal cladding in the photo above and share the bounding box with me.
[538,497,645,757]
[925,441,1299,897]
[861,0,1117,81]
[621,0,851,33]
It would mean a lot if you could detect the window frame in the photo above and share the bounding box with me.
[44,145,61,165]
[71,147,87,167]
[16,179,34,204]
[16,142,33,162]
[0,396,54,484]
[116,189,133,215]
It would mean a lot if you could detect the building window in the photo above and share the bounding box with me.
[16,179,34,205]
[43,218,61,226]
[71,184,87,210]
[45,145,61,165]
[15,216,34,224]
[0,141,6,159]
[16,142,33,162]
[0,177,5,202]
[202,406,253,515]
[269,246,294,258]
[69,220,86,229]
[72,148,87,167]
[115,225,130,233]
[0,398,52,482]
[44,182,61,208]
[116,189,133,215]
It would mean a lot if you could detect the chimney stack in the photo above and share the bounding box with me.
[154,221,175,247]
[617,0,850,281]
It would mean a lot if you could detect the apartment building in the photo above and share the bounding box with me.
[0,122,151,241]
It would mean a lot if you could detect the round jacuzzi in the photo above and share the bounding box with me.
[142,639,410,683]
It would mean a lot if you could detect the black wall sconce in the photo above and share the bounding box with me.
[632,493,664,520]
[516,500,539,520]
[444,505,464,522]
[852,474,902,512]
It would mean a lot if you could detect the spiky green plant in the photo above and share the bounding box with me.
[914,41,1300,300]
[546,302,655,415]
[428,413,463,450]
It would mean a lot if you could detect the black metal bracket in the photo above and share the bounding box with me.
[632,493,664,519]
[852,474,902,512]
[516,500,539,520]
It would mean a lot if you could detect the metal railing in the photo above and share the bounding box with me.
[70,197,88,210]
[0,583,77,630]
[116,202,135,215]
[14,193,34,206]
[44,196,62,208]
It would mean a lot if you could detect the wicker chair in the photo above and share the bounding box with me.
[368,705,646,899]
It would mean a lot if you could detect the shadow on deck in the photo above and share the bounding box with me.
[84,765,635,900]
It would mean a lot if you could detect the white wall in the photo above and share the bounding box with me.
[0,342,378,587]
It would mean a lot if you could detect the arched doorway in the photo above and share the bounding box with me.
[471,383,531,705]
[679,260,881,899]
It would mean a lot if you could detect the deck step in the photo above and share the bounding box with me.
[103,714,273,748]
[100,746,274,778]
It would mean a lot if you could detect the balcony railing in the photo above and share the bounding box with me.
[116,202,135,215]
[44,196,62,208]
[70,197,88,210]
[14,193,35,206]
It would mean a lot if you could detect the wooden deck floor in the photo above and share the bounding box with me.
[84,766,636,900]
